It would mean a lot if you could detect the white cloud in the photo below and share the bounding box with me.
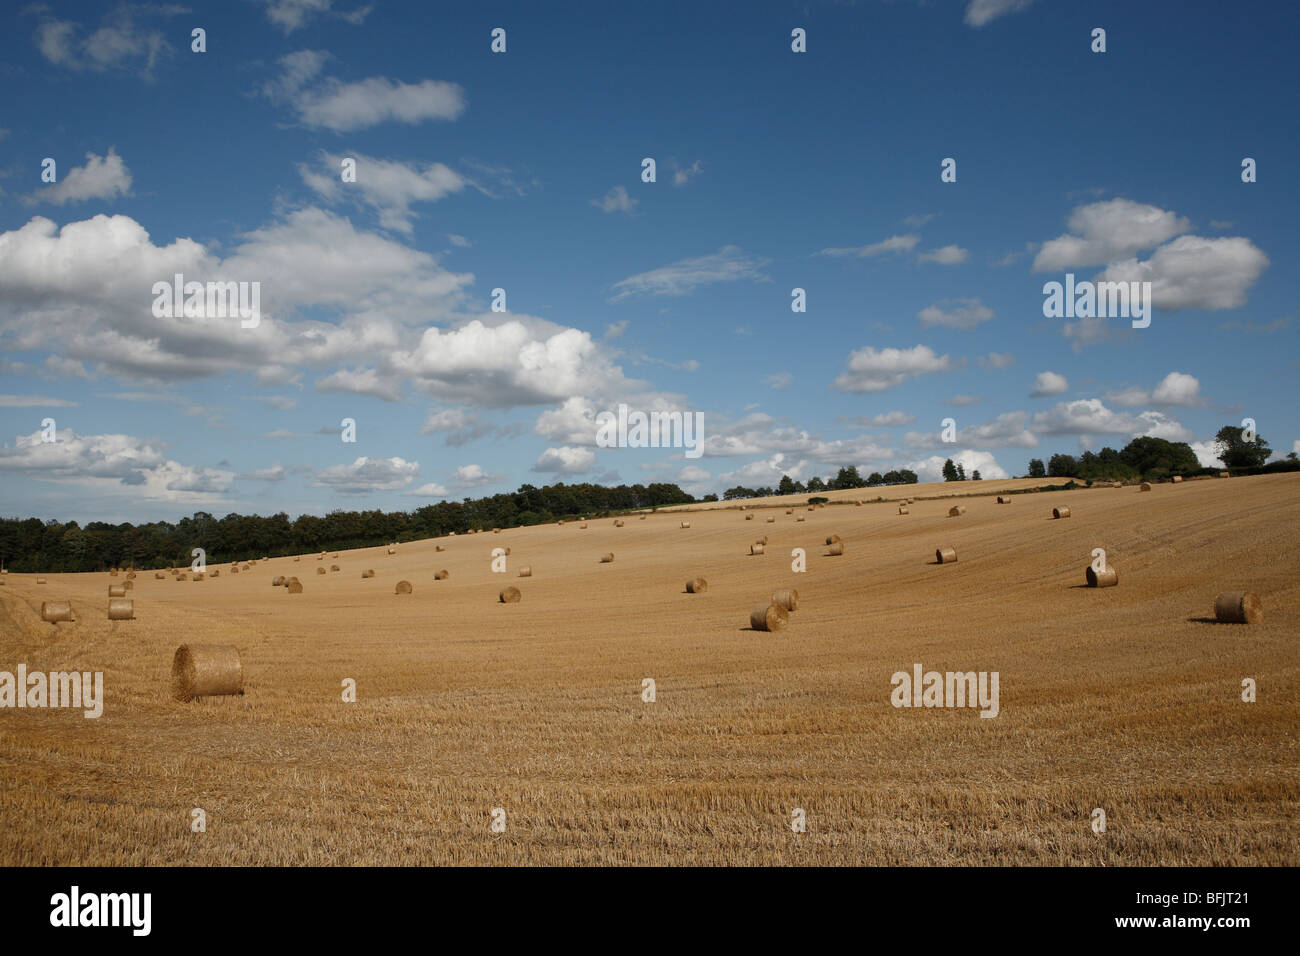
[917,245,969,265]
[816,234,919,258]
[1106,371,1205,408]
[300,151,468,234]
[264,0,368,33]
[979,352,1015,370]
[26,149,131,206]
[34,8,174,75]
[908,450,1008,481]
[404,481,449,497]
[832,344,954,393]
[453,463,502,488]
[590,185,638,215]
[238,464,287,481]
[609,245,769,300]
[1095,235,1269,311]
[312,456,419,493]
[673,160,704,186]
[917,298,993,330]
[1031,399,1192,441]
[532,445,596,474]
[315,367,403,402]
[0,395,79,407]
[908,412,1036,450]
[1030,371,1068,397]
[1190,441,1226,469]
[1033,199,1192,271]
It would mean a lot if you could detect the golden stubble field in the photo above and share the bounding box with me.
[1,475,1296,865]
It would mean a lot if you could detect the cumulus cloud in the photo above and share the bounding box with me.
[300,151,468,234]
[26,149,131,206]
[238,464,287,481]
[1105,371,1205,408]
[590,185,638,215]
[33,7,176,75]
[1033,199,1192,271]
[609,246,769,301]
[673,160,704,186]
[1095,235,1269,311]
[0,394,79,407]
[764,371,793,390]
[917,298,993,330]
[312,455,419,493]
[908,450,1008,481]
[452,463,502,488]
[532,445,596,474]
[1030,399,1191,441]
[1030,371,1068,397]
[907,412,1037,451]
[832,345,954,393]
[315,367,403,402]
[403,481,449,497]
[916,245,969,265]
[842,411,915,427]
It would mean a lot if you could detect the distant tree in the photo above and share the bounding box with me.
[701,493,719,502]
[1119,436,1200,477]
[1288,451,1298,462]
[806,476,826,492]
[1047,453,1079,477]
[1213,425,1271,470]
[1027,458,1046,478]
[831,465,866,489]
[896,469,919,484]
[971,470,981,481]
[956,462,967,481]
[942,458,959,482]
[777,474,797,495]
[867,472,883,486]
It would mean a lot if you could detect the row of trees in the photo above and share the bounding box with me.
[1023,427,1282,482]
[941,460,982,481]
[0,480,694,573]
[722,466,920,500]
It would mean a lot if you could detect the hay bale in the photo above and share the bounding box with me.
[177,572,189,581]
[1053,506,1071,519]
[680,521,691,529]
[108,584,126,597]
[435,569,449,580]
[580,523,588,529]
[1085,565,1118,588]
[287,580,303,593]
[155,572,166,579]
[936,546,957,564]
[1111,481,1124,488]
[395,580,412,594]
[750,543,765,555]
[908,498,915,504]
[948,506,965,517]
[193,572,205,581]
[241,563,250,571]
[771,588,799,611]
[272,576,286,586]
[1139,482,1151,492]
[786,509,793,515]
[387,547,396,555]
[172,644,242,701]
[505,547,511,556]
[294,556,301,562]
[123,579,134,590]
[796,516,806,522]
[435,545,446,552]
[361,569,375,578]
[825,535,841,545]
[766,516,775,523]
[125,571,136,580]
[316,567,327,575]
[750,603,788,632]
[209,569,219,578]
[1219,471,1230,478]
[807,506,815,512]
[997,496,1009,504]
[107,598,134,620]
[41,601,74,623]
[499,586,521,604]
[826,542,844,556]
[109,569,118,577]
[599,552,615,563]
[686,577,707,593]
[230,565,239,574]
[756,535,768,545]
[1214,591,1262,624]
[518,566,532,577]
[614,519,625,527]
[746,513,754,521]
[898,505,909,515]
[1171,475,1183,483]
[639,516,646,520]
[330,564,340,572]
[37,577,47,584]
[493,528,501,534]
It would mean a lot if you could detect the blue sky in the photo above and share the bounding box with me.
[1,0,1296,523]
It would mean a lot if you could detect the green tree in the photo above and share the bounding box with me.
[1047,453,1078,477]
[777,474,796,495]
[806,476,826,492]
[971,470,981,481]
[1213,425,1271,469]
[942,459,959,482]
[1027,458,1046,478]
[1119,436,1200,477]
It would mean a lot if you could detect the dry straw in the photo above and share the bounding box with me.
[771,588,799,611]
[155,572,166,579]
[750,603,788,632]
[1086,565,1118,588]
[272,575,286,586]
[1219,471,1230,478]
[1053,507,1071,519]
[108,584,126,597]
[316,567,327,575]
[936,547,957,564]
[1139,482,1152,492]
[172,644,242,701]
[435,545,446,552]
[750,543,765,555]
[435,569,449,580]
[1214,591,1261,624]
[518,567,532,577]
[766,516,776,523]
[826,542,844,556]
[330,564,340,571]
[107,598,134,620]
[796,516,806,522]
[614,519,625,527]
[361,569,375,578]
[600,553,615,563]
[825,534,841,545]
[499,586,521,604]
[123,580,134,590]
[997,496,1009,504]
[1172,475,1183,483]
[685,577,707,593]
[680,521,691,528]
[898,505,910,515]
[395,580,413,594]
[949,506,965,517]
[287,580,303,593]
[41,601,74,623]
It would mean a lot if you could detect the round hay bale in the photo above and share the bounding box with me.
[493,529,501,534]
[172,644,242,701]
[1214,591,1262,624]
[193,572,205,581]
[1218,471,1230,478]
[294,556,301,562]
[1086,565,1118,588]
[286,580,303,593]
[435,569,449,580]
[826,542,844,556]
[125,571,136,580]
[600,553,615,563]
[108,584,126,597]
[361,569,375,578]
[756,535,768,545]
[316,567,327,575]
[680,521,691,529]
[766,516,776,523]
[1139,482,1151,492]
[750,543,765,555]
[936,546,957,564]
[746,514,754,521]
[685,577,707,593]
[614,519,625,527]
[387,547,396,555]
[177,572,189,581]
[123,579,134,590]
[332,553,340,559]
[1171,475,1183,483]
[580,523,588,529]
[36,577,47,584]
[395,580,412,594]
[230,566,239,574]
[41,601,74,623]
[997,496,1009,504]
[771,588,799,611]
[1111,482,1124,489]
[272,575,286,586]
[107,598,134,620]
[518,566,532,577]
[435,545,446,552]
[807,506,815,512]
[1053,506,1071,519]
[330,564,340,572]
[241,564,250,571]
[908,498,915,504]
[505,547,511,556]
[796,516,806,522]
[109,569,118,577]
[639,516,647,520]
[155,572,166,579]
[785,509,793,515]
[948,506,965,517]
[499,586,521,604]
[750,603,788,632]
[898,505,909,515]
[825,534,841,545]
[209,569,219,578]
